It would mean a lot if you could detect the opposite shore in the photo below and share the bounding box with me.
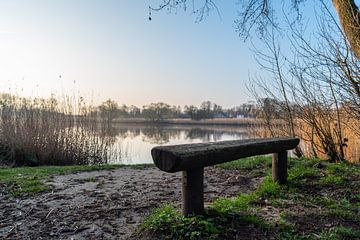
[110,118,264,126]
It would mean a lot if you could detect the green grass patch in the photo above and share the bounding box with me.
[218,156,272,170]
[140,205,221,240]
[211,193,255,213]
[139,156,360,239]
[316,226,360,240]
[0,163,153,196]
[256,176,283,198]
[288,164,319,183]
[140,173,286,239]
[140,204,271,240]
[319,175,344,185]
[278,226,360,240]
[326,162,360,176]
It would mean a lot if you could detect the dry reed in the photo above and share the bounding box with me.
[249,117,360,163]
[0,93,120,166]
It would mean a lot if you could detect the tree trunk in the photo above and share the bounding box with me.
[333,0,360,58]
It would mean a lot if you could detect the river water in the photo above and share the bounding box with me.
[103,123,250,164]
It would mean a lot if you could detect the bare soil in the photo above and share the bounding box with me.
[0,167,261,240]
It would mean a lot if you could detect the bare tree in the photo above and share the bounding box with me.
[149,0,360,161]
[332,0,360,58]
[250,3,360,162]
[149,0,360,59]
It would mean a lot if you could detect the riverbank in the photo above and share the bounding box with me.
[1,157,359,239]
[112,118,263,126]
[0,164,258,239]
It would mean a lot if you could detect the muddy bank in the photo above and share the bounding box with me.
[0,166,261,240]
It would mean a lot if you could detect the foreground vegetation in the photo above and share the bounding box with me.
[0,163,152,196]
[137,157,360,240]
[0,93,126,166]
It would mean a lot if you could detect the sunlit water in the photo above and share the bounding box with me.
[102,124,250,164]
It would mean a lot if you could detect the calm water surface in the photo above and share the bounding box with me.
[104,124,250,164]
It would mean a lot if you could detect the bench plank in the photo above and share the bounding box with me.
[152,137,300,173]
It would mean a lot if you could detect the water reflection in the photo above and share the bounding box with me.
[100,124,249,164]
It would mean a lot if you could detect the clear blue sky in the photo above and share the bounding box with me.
[0,0,335,108]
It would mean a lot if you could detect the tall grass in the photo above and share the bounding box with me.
[249,117,360,163]
[0,93,120,166]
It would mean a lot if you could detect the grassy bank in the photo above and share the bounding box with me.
[136,157,360,240]
[0,163,153,197]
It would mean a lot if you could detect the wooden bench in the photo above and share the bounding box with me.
[151,137,300,216]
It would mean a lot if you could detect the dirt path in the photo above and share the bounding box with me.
[0,167,262,240]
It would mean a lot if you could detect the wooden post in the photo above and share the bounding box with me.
[182,167,204,216]
[272,151,288,184]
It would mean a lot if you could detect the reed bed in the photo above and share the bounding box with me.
[0,94,120,166]
[249,118,360,163]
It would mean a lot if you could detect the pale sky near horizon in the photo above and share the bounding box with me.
[0,0,334,108]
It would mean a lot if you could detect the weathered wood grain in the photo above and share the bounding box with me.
[272,151,288,184]
[151,137,299,173]
[182,168,204,216]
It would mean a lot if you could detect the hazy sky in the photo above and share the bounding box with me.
[0,0,326,107]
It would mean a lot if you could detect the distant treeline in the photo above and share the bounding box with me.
[1,92,360,164]
[92,100,258,122]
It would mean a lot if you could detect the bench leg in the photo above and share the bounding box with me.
[272,151,288,184]
[182,167,204,216]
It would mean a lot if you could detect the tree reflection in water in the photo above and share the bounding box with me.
[85,123,249,164]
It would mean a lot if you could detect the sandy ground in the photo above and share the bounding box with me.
[0,167,261,240]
